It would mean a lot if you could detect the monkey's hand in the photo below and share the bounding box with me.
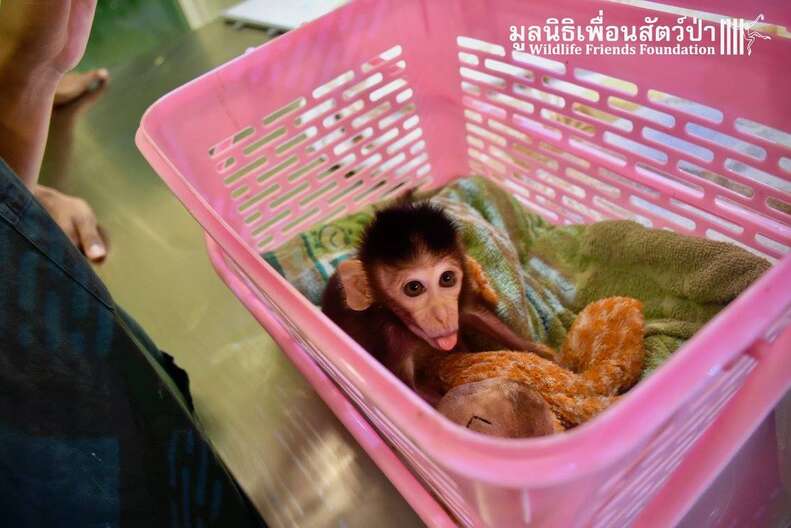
[460,308,556,361]
[33,184,107,262]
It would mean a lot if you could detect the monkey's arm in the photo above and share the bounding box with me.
[382,323,446,404]
[461,308,556,361]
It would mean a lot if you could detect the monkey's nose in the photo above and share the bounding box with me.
[431,304,455,324]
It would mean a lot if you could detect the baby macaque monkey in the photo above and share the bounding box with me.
[322,200,551,401]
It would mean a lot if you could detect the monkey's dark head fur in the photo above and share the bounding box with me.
[357,202,459,266]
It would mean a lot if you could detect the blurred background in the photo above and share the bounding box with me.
[79,0,347,70]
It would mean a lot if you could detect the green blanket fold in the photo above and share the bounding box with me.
[262,176,770,377]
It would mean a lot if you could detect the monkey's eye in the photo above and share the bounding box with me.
[403,280,425,297]
[439,271,457,287]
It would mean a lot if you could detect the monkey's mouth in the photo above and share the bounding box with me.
[433,332,458,351]
[408,324,459,351]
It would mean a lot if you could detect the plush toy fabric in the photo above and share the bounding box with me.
[434,297,645,430]
[436,378,563,437]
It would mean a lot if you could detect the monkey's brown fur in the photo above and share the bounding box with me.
[434,297,645,429]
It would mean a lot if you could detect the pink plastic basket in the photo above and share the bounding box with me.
[136,1,791,526]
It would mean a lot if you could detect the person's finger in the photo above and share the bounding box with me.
[97,224,111,254]
[54,68,109,106]
[62,218,81,247]
[49,210,81,246]
[95,67,110,82]
[74,68,109,91]
[73,212,106,261]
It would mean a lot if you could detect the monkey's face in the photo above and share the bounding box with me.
[376,254,463,351]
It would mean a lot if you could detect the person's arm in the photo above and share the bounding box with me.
[0,57,60,188]
[0,0,98,188]
[0,1,106,260]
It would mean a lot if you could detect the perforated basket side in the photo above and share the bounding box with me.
[204,42,436,252]
[447,0,790,262]
[138,0,479,256]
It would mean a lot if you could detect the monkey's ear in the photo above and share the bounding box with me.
[337,259,374,311]
[465,256,499,306]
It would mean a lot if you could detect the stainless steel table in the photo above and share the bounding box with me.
[40,20,422,528]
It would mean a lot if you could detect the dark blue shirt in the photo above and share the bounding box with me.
[0,158,263,527]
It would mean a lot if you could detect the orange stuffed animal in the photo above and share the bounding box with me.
[434,297,645,433]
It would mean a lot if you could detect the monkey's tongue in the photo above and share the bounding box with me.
[435,333,458,351]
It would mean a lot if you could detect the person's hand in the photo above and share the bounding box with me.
[55,69,110,107]
[0,0,98,79]
[33,184,107,262]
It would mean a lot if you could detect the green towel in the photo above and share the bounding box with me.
[262,177,770,377]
